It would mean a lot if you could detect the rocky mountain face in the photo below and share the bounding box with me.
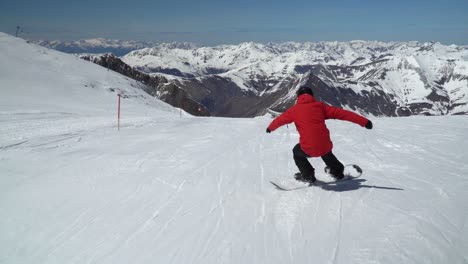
[80,54,209,116]
[121,41,468,117]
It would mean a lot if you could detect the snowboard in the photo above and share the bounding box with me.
[270,164,363,191]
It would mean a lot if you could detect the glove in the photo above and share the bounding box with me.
[266,128,271,133]
[365,120,373,130]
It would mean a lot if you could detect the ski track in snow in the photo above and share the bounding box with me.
[1,114,468,264]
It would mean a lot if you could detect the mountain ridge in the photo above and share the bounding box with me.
[35,38,468,117]
[121,40,468,116]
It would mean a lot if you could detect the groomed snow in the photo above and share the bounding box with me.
[1,113,468,264]
[1,33,468,264]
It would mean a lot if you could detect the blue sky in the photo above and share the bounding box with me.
[1,0,467,45]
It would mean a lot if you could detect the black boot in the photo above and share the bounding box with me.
[294,171,317,183]
[324,166,344,180]
[322,151,345,180]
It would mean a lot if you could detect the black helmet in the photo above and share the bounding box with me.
[296,86,314,96]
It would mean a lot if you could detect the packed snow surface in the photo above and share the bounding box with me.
[1,33,468,264]
[1,113,468,264]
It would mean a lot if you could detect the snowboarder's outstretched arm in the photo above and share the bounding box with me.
[323,103,372,128]
[267,110,294,133]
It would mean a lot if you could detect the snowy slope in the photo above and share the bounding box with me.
[0,33,177,117]
[1,33,468,263]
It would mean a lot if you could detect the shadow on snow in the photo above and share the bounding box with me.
[319,179,404,192]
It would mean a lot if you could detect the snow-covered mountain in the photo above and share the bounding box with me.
[122,41,468,117]
[33,38,161,56]
[2,32,468,264]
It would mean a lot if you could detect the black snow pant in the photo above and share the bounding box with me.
[293,144,345,178]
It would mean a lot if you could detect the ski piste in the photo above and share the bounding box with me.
[270,164,363,191]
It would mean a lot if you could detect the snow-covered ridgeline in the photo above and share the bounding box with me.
[33,38,161,55]
[122,41,468,78]
[122,40,468,115]
[32,36,468,116]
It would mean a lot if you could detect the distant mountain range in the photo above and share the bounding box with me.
[36,38,468,117]
[33,38,161,56]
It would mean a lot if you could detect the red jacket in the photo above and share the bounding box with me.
[267,94,369,157]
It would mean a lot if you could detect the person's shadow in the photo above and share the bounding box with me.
[318,178,404,192]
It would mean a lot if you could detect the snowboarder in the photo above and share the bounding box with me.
[266,86,373,184]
